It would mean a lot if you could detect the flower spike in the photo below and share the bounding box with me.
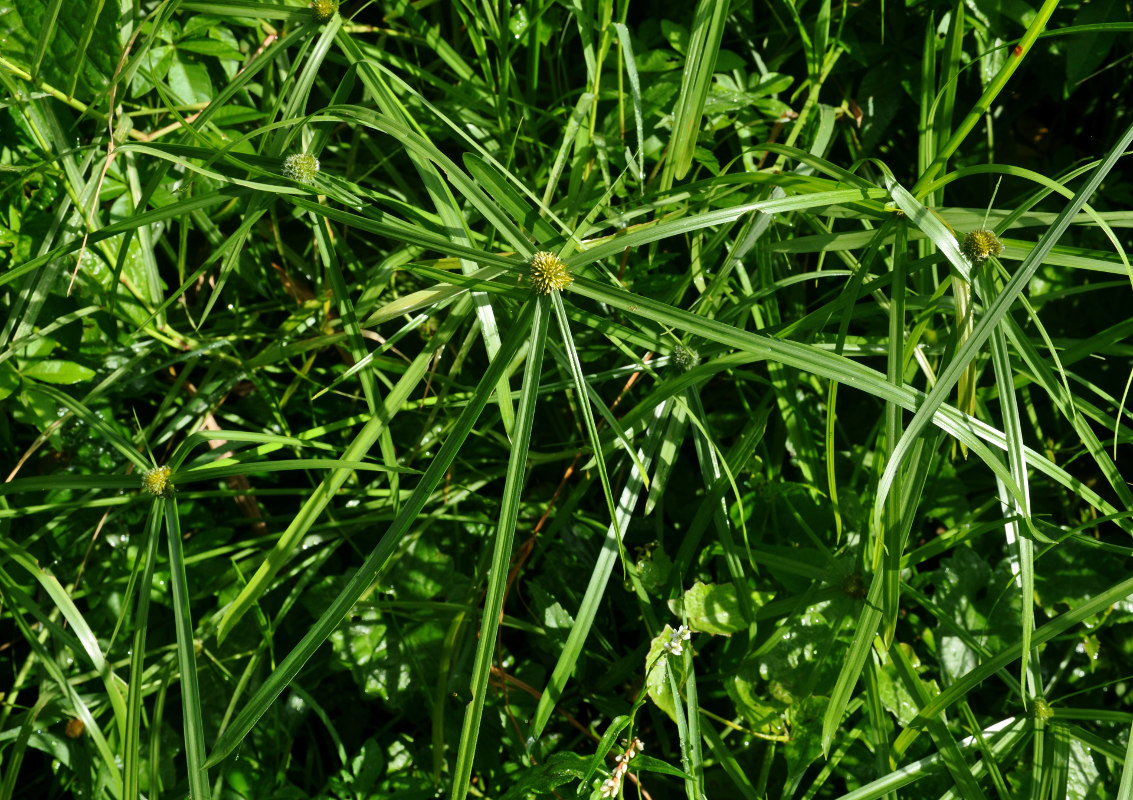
[960,229,1003,263]
[282,153,320,185]
[529,251,572,294]
[142,465,175,498]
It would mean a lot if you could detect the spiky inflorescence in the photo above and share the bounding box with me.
[282,153,320,185]
[960,229,1003,263]
[310,0,339,22]
[142,465,174,498]
[529,251,572,294]
[672,345,700,372]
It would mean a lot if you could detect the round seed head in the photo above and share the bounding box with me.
[672,345,700,372]
[960,229,1003,263]
[282,153,320,185]
[1032,697,1054,722]
[142,465,174,497]
[311,0,339,22]
[529,251,572,294]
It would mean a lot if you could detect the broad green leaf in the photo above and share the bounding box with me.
[21,359,95,384]
[668,582,773,636]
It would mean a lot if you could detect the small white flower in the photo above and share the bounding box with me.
[662,624,692,656]
[600,777,619,797]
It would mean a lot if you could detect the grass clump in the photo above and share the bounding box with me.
[1,1,1133,799]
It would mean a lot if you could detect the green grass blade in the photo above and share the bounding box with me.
[822,562,883,755]
[977,264,1037,698]
[663,0,727,184]
[0,694,51,800]
[666,657,698,800]
[1117,718,1133,800]
[450,294,549,800]
[614,23,645,186]
[550,290,623,555]
[889,639,987,799]
[682,645,705,800]
[684,387,754,620]
[29,0,62,81]
[124,504,162,800]
[880,219,907,647]
[700,720,761,800]
[541,91,595,210]
[312,213,379,413]
[462,153,567,245]
[165,498,211,800]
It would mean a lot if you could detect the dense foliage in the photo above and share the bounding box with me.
[2,1,1133,798]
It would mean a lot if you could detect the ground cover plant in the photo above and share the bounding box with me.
[2,0,1133,797]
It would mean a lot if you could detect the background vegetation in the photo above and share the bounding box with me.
[2,0,1133,798]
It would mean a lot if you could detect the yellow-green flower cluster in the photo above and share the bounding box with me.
[529,251,572,294]
[282,153,320,185]
[311,0,339,22]
[142,465,174,498]
[960,229,1003,263]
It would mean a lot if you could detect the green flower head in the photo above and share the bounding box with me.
[960,229,1003,263]
[282,153,320,185]
[142,465,174,498]
[672,345,700,372]
[529,251,572,294]
[311,0,339,22]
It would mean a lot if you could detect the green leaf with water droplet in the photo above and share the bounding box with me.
[507,6,528,39]
[23,359,95,384]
